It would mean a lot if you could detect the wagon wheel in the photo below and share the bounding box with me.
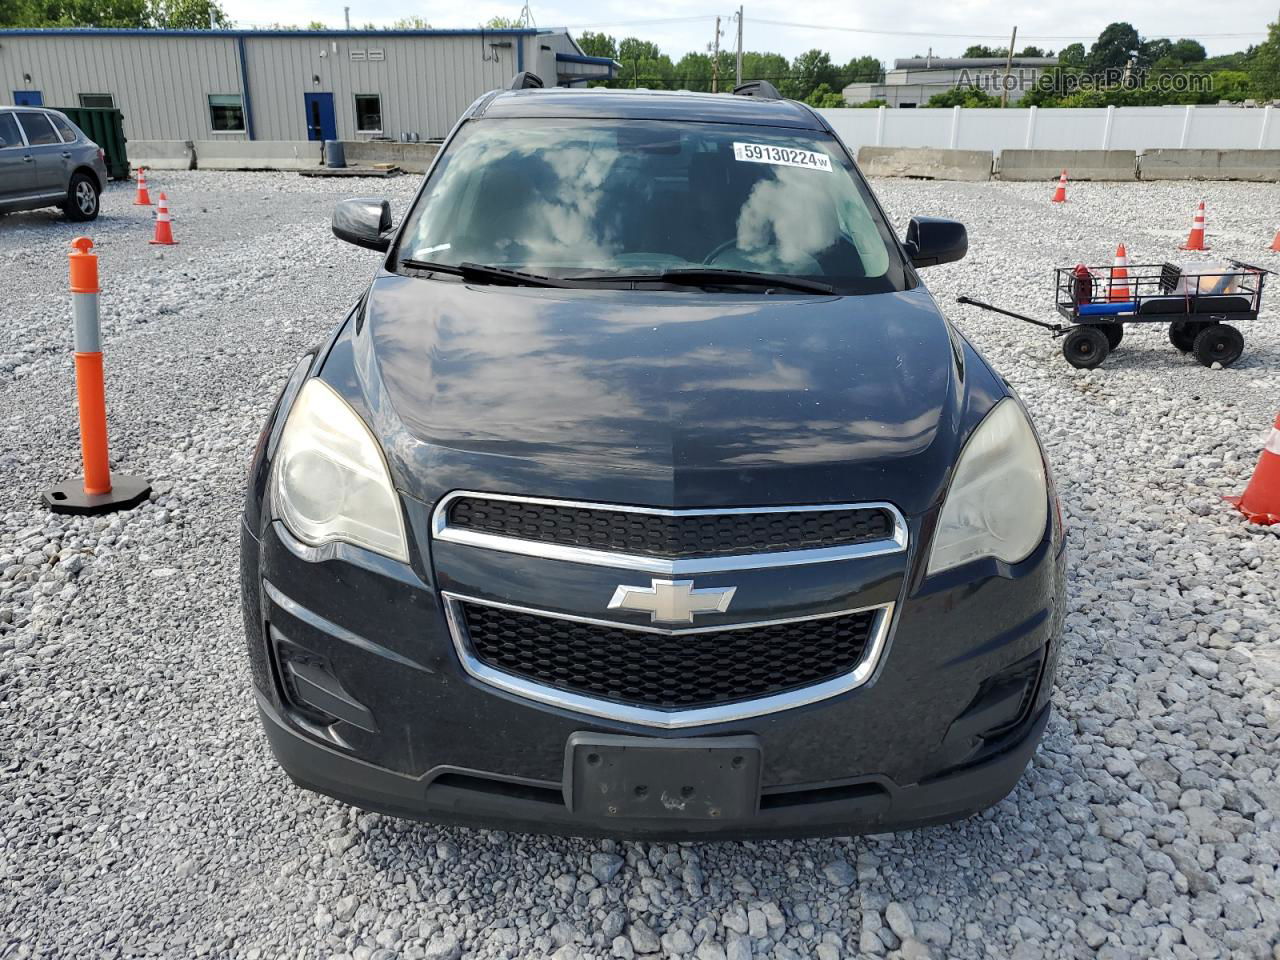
[1062,326,1111,369]
[1169,320,1207,353]
[1192,324,1244,368]
[1089,323,1124,350]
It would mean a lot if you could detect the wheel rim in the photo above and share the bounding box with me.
[1077,341,1093,356]
[76,182,96,214]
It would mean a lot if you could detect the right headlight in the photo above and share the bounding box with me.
[926,398,1048,575]
[271,378,409,563]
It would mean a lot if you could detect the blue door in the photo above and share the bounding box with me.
[13,91,43,106]
[303,92,336,141]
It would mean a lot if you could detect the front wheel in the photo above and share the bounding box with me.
[64,173,100,222]
[1192,324,1244,368]
[1063,325,1110,369]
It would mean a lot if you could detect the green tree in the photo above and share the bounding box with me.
[926,86,1002,107]
[1087,22,1142,71]
[1058,43,1086,66]
[4,0,148,26]
[740,51,789,86]
[804,83,845,108]
[1169,38,1207,63]
[482,15,522,28]
[781,48,838,101]
[1250,19,1280,98]
[673,51,713,91]
[577,31,617,59]
[1019,45,1046,57]
[840,55,881,84]
[148,0,230,27]
[962,44,1001,58]
[618,37,662,62]
[390,15,431,28]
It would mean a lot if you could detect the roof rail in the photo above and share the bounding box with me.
[508,71,544,90]
[732,80,781,100]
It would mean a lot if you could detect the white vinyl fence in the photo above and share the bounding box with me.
[818,105,1279,155]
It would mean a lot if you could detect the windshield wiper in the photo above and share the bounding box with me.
[399,259,582,288]
[590,268,835,294]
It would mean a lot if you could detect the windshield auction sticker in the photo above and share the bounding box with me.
[733,142,833,172]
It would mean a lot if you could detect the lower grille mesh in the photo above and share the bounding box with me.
[459,602,879,710]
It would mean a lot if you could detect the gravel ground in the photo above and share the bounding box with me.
[1,170,1279,960]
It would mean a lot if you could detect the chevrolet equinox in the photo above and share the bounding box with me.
[240,76,1066,839]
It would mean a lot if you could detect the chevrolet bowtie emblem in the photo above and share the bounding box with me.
[608,578,737,624]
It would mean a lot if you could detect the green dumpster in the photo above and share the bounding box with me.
[53,106,130,180]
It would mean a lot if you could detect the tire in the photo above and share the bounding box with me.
[1090,323,1123,350]
[1169,320,1206,353]
[1192,323,1244,368]
[64,172,100,222]
[1062,325,1111,369]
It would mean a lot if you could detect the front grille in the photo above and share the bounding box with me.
[458,602,880,710]
[446,497,896,559]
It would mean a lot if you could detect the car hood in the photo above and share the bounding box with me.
[348,273,986,516]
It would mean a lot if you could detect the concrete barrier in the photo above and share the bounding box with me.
[997,150,1137,181]
[339,140,441,174]
[129,140,195,171]
[193,140,322,171]
[856,147,992,181]
[1138,149,1280,182]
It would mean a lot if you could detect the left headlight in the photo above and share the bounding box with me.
[271,378,409,562]
[926,398,1048,576]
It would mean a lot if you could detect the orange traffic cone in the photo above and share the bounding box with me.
[1226,413,1280,525]
[1270,226,1280,252]
[1108,243,1131,302]
[133,167,152,206]
[1180,201,1208,251]
[150,193,177,245]
[1051,169,1068,203]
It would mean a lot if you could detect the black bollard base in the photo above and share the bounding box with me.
[42,474,152,515]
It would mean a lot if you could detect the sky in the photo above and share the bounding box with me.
[220,0,1276,65]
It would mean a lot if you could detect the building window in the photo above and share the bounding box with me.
[78,93,115,109]
[208,94,246,132]
[354,94,382,134]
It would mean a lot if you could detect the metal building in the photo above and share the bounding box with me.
[842,57,1059,108]
[0,27,617,142]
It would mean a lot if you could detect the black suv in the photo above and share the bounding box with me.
[241,78,1065,839]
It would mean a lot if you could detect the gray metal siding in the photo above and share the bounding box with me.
[0,31,552,143]
[242,34,518,141]
[0,35,243,140]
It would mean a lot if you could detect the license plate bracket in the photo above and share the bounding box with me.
[564,732,762,821]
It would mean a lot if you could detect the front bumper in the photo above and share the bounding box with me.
[257,687,1050,840]
[241,497,1064,839]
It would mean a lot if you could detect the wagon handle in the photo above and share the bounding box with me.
[955,296,1067,335]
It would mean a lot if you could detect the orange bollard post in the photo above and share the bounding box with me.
[42,237,151,515]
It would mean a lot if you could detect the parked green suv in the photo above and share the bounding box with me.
[0,106,107,221]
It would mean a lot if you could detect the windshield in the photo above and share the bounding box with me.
[394,117,907,294]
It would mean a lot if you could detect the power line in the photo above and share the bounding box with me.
[750,18,1269,42]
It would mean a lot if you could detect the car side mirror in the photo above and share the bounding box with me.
[903,217,967,268]
[332,198,394,252]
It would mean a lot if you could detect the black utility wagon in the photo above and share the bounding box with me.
[963,259,1270,370]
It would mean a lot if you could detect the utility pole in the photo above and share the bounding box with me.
[344,6,351,29]
[1000,26,1017,107]
[712,16,721,93]
[735,6,743,88]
